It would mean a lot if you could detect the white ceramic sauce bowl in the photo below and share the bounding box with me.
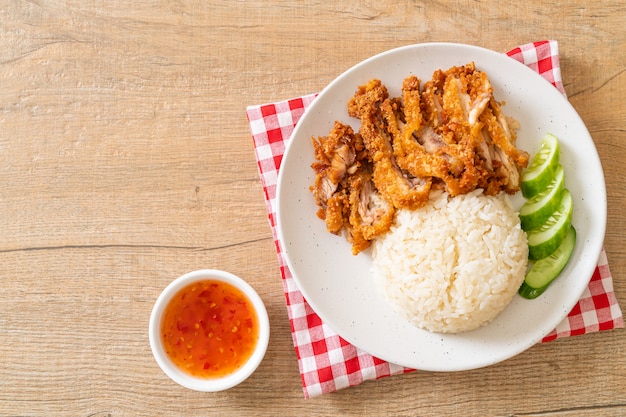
[149,269,270,392]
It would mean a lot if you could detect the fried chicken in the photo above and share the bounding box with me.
[347,79,432,210]
[347,165,395,254]
[478,97,530,193]
[310,63,529,255]
[394,74,481,196]
[310,121,394,254]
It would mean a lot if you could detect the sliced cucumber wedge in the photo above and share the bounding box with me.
[527,189,573,261]
[521,133,560,199]
[519,164,565,231]
[519,226,577,299]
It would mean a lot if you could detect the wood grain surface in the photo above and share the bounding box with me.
[0,1,624,416]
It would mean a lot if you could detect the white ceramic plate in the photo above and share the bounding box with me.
[276,43,606,371]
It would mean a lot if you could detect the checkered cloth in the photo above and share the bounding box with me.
[246,40,624,398]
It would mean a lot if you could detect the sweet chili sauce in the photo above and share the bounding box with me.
[161,280,259,378]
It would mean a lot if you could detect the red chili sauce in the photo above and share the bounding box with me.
[161,280,259,378]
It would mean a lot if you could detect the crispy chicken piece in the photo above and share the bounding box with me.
[478,98,530,193]
[427,63,528,195]
[391,77,446,178]
[347,79,432,210]
[346,165,395,254]
[393,75,471,195]
[436,64,529,194]
[310,120,394,254]
[310,122,360,232]
[311,122,360,203]
[421,69,447,134]
[436,65,487,194]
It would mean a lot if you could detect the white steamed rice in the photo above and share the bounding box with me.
[372,189,528,334]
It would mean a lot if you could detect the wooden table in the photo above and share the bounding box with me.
[1,1,624,415]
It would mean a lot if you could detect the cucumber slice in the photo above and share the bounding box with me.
[527,189,573,261]
[521,133,560,198]
[519,226,576,299]
[519,165,565,231]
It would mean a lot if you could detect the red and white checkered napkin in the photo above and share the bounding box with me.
[246,40,624,398]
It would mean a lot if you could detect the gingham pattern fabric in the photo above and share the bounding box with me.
[246,40,624,398]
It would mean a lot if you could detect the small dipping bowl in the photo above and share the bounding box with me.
[149,269,270,391]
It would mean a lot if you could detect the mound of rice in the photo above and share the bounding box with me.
[372,189,528,334]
